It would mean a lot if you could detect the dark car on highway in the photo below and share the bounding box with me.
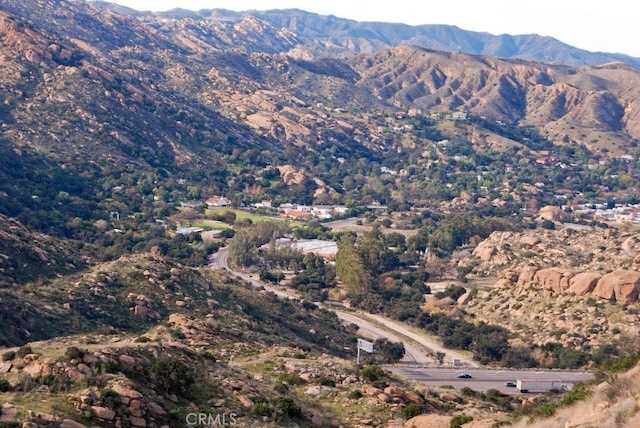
[505,381,516,387]
[457,373,472,378]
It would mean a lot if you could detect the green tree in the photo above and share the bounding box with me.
[359,364,385,382]
[150,357,195,396]
[373,338,405,363]
[336,238,371,296]
[222,210,237,225]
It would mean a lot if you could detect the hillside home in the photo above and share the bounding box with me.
[206,196,231,207]
[282,211,311,220]
[252,200,272,208]
[176,226,205,235]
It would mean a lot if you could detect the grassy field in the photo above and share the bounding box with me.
[205,207,281,223]
[186,219,232,230]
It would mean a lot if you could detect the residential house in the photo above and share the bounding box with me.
[176,226,205,235]
[206,196,231,207]
[282,211,311,220]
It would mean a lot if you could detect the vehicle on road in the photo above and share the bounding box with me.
[516,379,563,393]
[457,373,472,379]
[505,381,516,387]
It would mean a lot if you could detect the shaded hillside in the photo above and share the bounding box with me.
[0,251,352,350]
[0,215,94,286]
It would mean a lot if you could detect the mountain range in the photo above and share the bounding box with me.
[97,4,640,68]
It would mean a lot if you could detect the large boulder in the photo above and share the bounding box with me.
[91,406,116,421]
[404,414,452,428]
[60,420,87,428]
[569,272,602,296]
[538,205,571,222]
[593,270,640,304]
[534,268,574,294]
[361,384,382,397]
[473,244,496,261]
[516,267,538,288]
[519,235,541,246]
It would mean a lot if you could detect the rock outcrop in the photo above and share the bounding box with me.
[498,267,640,304]
[538,205,571,222]
[593,270,640,305]
[404,414,452,428]
[534,267,573,294]
[569,272,602,296]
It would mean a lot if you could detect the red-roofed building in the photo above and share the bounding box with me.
[282,210,311,220]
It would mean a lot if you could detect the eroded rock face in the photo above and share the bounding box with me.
[500,267,640,304]
[593,270,640,305]
[538,205,571,222]
[569,272,602,296]
[404,414,452,428]
[534,267,574,294]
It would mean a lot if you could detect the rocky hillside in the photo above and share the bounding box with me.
[348,46,640,151]
[0,249,353,349]
[0,215,94,287]
[0,334,519,427]
[448,225,640,356]
[0,249,522,427]
[1,0,639,165]
[468,227,640,282]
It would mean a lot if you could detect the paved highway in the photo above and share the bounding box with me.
[389,366,595,394]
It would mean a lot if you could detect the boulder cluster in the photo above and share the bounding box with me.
[497,268,640,305]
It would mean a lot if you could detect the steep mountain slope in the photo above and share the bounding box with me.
[347,46,640,150]
[0,215,93,286]
[2,2,640,425]
[0,248,352,348]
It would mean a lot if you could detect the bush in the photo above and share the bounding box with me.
[99,388,121,409]
[372,380,388,389]
[253,399,273,417]
[275,397,302,420]
[278,372,305,386]
[540,219,556,230]
[347,389,363,399]
[359,364,385,382]
[401,403,427,419]
[16,345,33,358]
[315,377,336,387]
[2,351,16,361]
[373,338,405,363]
[0,378,12,392]
[170,329,186,340]
[150,357,195,396]
[450,414,473,428]
[134,336,151,343]
[434,285,467,301]
[65,346,86,360]
[459,386,477,397]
